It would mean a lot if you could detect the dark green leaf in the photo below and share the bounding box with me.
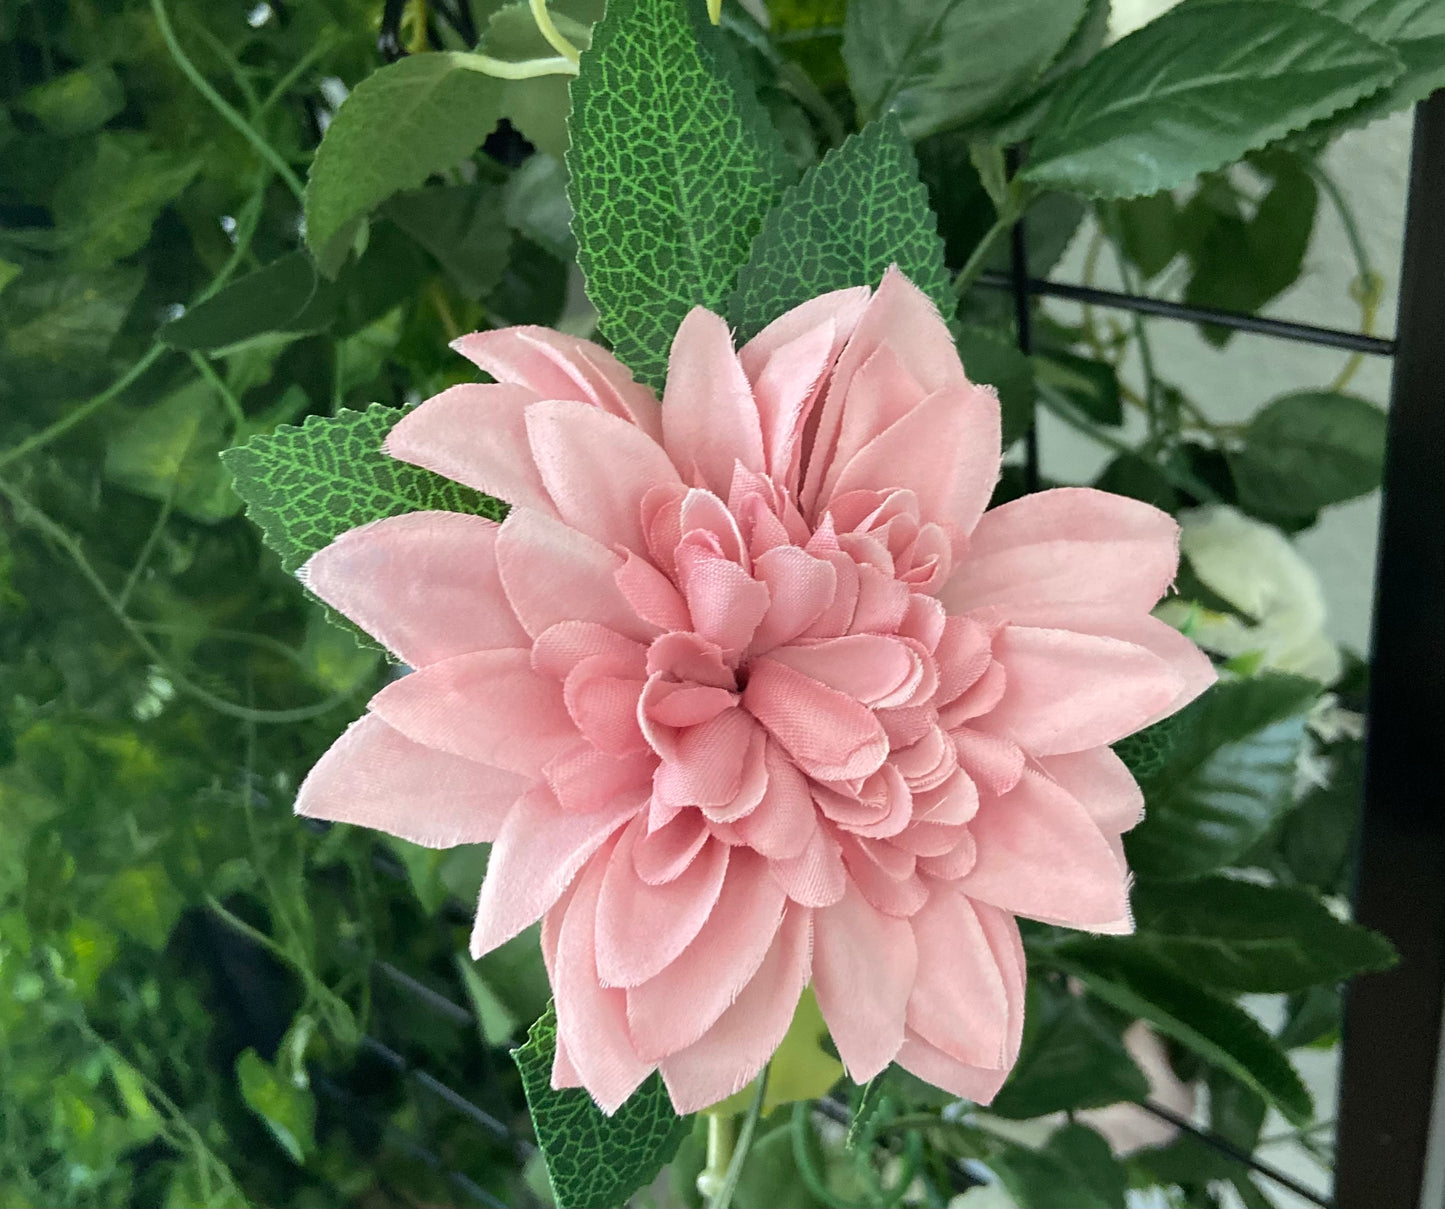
[1116,191,1184,279]
[159,253,329,351]
[1035,349,1122,425]
[1274,738,1362,895]
[990,980,1149,1118]
[1049,942,1313,1124]
[512,1003,690,1209]
[1022,2,1403,197]
[1131,876,1397,992]
[487,236,569,326]
[1230,391,1387,519]
[384,183,512,299]
[1095,453,1182,512]
[1278,984,1342,1049]
[1112,712,1186,782]
[847,1075,887,1149]
[0,265,143,397]
[996,1124,1129,1209]
[504,153,576,261]
[304,53,505,270]
[567,0,789,388]
[1183,154,1319,344]
[221,404,504,573]
[842,0,1091,140]
[1127,674,1318,881]
[729,117,952,339]
[957,325,1035,448]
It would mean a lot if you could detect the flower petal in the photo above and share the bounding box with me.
[895,1030,1010,1105]
[369,648,577,776]
[385,383,553,512]
[769,823,846,907]
[813,880,915,1081]
[743,658,889,781]
[959,768,1131,929]
[1038,746,1145,835]
[596,821,730,988]
[301,511,527,666]
[662,308,765,495]
[659,905,812,1113]
[906,888,1010,1068]
[296,714,524,846]
[496,507,654,643]
[451,326,661,439]
[626,849,786,1061]
[553,842,655,1113]
[526,398,683,555]
[942,487,1180,616]
[470,784,640,958]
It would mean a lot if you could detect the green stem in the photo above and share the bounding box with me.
[528,0,581,64]
[117,491,175,612]
[455,51,578,79]
[951,212,1016,297]
[792,1103,848,1208]
[707,1068,769,1209]
[150,0,306,202]
[257,33,335,117]
[188,350,247,427]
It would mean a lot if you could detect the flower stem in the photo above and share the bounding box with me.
[951,212,1015,298]
[703,1066,769,1209]
[529,0,581,65]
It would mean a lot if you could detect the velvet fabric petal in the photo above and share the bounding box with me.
[296,714,524,846]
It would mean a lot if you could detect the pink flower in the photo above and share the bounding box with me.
[296,268,1214,1114]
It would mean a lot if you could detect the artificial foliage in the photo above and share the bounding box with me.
[1,0,1428,1205]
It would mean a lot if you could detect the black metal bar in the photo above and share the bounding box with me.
[1005,148,1042,493]
[975,271,1397,356]
[1138,1099,1333,1209]
[1335,91,1445,1209]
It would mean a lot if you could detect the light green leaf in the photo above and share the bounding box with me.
[989,979,1149,1118]
[0,266,143,396]
[512,1003,690,1209]
[1049,942,1314,1125]
[159,253,332,351]
[235,1049,316,1164]
[1230,391,1387,520]
[705,989,843,1114]
[0,259,21,297]
[16,64,124,136]
[995,1123,1129,1209]
[1022,1,1403,197]
[1271,0,1445,127]
[304,53,505,272]
[728,116,952,341]
[384,183,511,300]
[1127,674,1318,880]
[842,0,1090,140]
[98,864,184,950]
[485,0,602,159]
[220,404,504,573]
[1130,877,1396,992]
[456,955,521,1046]
[567,0,790,388]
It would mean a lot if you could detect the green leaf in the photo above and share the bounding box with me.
[1127,674,1319,881]
[847,1075,887,1149]
[1182,154,1319,344]
[304,53,504,272]
[455,955,521,1047]
[995,1123,1129,1209]
[567,0,789,388]
[1274,737,1362,895]
[221,404,504,573]
[1278,0,1445,127]
[16,65,124,136]
[706,989,842,1114]
[159,253,331,351]
[1022,1,1403,198]
[1049,942,1313,1125]
[504,153,576,261]
[512,1003,690,1209]
[1116,191,1184,279]
[98,864,184,950]
[235,1049,316,1164]
[1130,876,1397,992]
[1229,391,1387,520]
[52,132,199,269]
[0,266,143,397]
[485,0,602,159]
[842,0,1091,140]
[384,183,512,300]
[957,325,1036,448]
[1277,984,1341,1049]
[1035,349,1121,425]
[1112,712,1186,782]
[729,117,952,340]
[990,979,1149,1118]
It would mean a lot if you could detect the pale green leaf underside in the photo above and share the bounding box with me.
[220,404,502,573]
[843,0,1090,141]
[1022,1,1404,197]
[728,116,953,340]
[512,1004,689,1209]
[304,53,504,267]
[567,0,790,390]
